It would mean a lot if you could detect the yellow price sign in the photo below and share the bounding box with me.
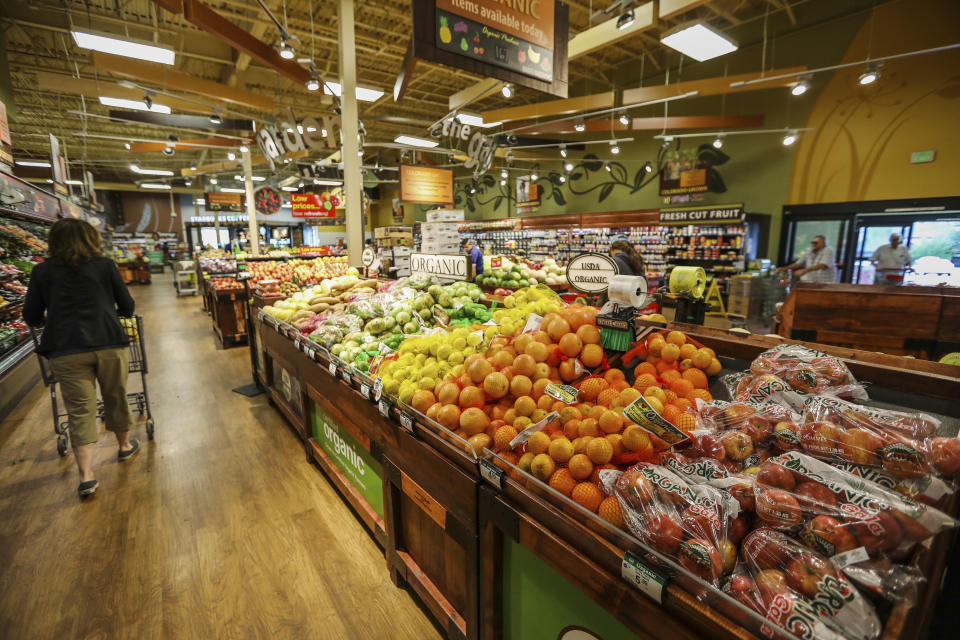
[545,383,578,404]
[623,396,690,446]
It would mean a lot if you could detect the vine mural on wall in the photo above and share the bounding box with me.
[415,143,730,217]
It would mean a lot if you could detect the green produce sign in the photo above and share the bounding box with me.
[311,402,384,518]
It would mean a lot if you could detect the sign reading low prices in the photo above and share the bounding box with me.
[291,192,339,218]
[436,0,555,82]
[205,192,244,212]
[565,253,619,294]
[659,204,745,225]
[410,252,470,282]
[400,165,454,205]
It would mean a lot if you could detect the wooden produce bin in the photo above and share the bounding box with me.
[776,282,960,359]
[210,288,249,348]
[261,325,309,443]
[383,425,480,640]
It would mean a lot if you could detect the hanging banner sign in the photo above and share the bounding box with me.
[48,134,67,195]
[400,165,454,205]
[410,252,470,282]
[659,148,710,197]
[659,204,745,225]
[436,0,555,82]
[565,253,619,294]
[205,192,244,212]
[291,192,340,218]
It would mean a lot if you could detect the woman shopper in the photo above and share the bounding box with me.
[609,240,645,277]
[24,219,139,498]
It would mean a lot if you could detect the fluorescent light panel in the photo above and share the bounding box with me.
[130,164,174,176]
[140,183,171,189]
[660,23,737,62]
[15,160,52,168]
[322,82,385,102]
[313,179,343,186]
[100,96,171,114]
[394,135,439,148]
[220,187,245,193]
[72,30,175,65]
[281,186,299,191]
[65,180,84,185]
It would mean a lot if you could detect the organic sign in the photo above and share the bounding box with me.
[659,204,745,225]
[291,192,340,218]
[400,165,454,205]
[311,403,384,518]
[436,0,555,82]
[205,191,244,212]
[361,246,376,267]
[410,252,469,281]
[565,253,619,294]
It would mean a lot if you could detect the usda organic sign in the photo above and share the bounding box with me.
[566,253,619,294]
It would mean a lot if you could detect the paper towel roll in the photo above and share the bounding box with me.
[668,266,707,298]
[607,275,648,307]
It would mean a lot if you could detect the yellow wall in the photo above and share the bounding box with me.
[788,0,960,203]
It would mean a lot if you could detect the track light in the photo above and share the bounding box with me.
[500,179,506,186]
[161,146,175,156]
[124,142,131,150]
[574,119,585,132]
[306,68,320,91]
[712,136,724,149]
[564,161,573,172]
[470,187,476,194]
[227,152,236,161]
[209,111,223,125]
[609,141,620,154]
[643,162,653,173]
[501,83,514,98]
[858,63,880,85]
[619,111,630,126]
[500,168,508,179]
[617,10,635,31]
[279,41,295,59]
[143,94,153,110]
[210,178,218,184]
[782,131,798,146]
[531,171,538,181]
[559,175,566,183]
[184,180,192,187]
[791,75,811,96]
[605,163,612,172]
[559,144,567,158]
[239,145,249,153]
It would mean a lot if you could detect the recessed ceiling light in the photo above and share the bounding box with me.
[72,30,175,65]
[660,22,738,62]
[323,82,384,102]
[394,135,439,148]
[99,96,170,114]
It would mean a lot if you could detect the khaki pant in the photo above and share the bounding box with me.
[49,347,133,446]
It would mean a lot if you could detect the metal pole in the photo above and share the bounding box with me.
[243,150,260,255]
[339,0,363,268]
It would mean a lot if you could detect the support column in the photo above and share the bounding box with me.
[339,0,363,268]
[243,150,260,255]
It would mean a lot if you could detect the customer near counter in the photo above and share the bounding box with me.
[609,240,646,276]
[872,233,912,283]
[463,239,484,275]
[776,234,837,283]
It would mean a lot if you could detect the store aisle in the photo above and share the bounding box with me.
[0,274,441,640]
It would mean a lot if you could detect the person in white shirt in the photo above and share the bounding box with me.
[776,235,837,283]
[871,233,911,283]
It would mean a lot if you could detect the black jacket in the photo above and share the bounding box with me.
[613,252,636,277]
[24,257,135,358]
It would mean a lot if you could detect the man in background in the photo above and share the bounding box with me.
[776,234,837,283]
[463,239,483,276]
[871,233,912,284]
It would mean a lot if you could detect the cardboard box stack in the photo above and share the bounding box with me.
[726,275,765,317]
[375,226,414,277]
[420,209,464,254]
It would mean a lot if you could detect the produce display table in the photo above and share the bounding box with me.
[208,286,248,348]
[251,310,960,640]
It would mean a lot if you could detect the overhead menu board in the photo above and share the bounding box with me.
[400,165,454,205]
[411,0,569,97]
[205,192,244,212]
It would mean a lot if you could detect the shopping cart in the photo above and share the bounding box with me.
[30,315,155,456]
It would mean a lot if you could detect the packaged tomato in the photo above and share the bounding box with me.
[740,528,881,640]
[614,463,739,585]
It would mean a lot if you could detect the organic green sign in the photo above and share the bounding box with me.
[311,402,384,518]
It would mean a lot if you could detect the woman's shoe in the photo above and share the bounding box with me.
[78,480,99,496]
[118,438,141,462]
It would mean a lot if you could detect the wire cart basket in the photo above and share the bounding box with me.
[30,315,155,456]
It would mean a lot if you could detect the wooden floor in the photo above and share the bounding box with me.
[0,273,442,640]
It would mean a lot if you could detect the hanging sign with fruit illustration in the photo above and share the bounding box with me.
[433,0,558,83]
[290,191,342,218]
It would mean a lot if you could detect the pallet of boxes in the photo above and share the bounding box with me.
[726,274,765,319]
[375,225,414,278]
[420,209,464,255]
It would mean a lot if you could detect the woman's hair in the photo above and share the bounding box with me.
[610,240,645,275]
[48,218,102,267]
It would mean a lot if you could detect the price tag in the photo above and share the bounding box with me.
[623,396,690,446]
[480,458,504,490]
[342,369,351,383]
[621,551,667,604]
[509,411,559,447]
[293,336,302,350]
[545,383,579,404]
[832,546,869,569]
[378,399,391,417]
[328,362,338,376]
[398,412,414,432]
[360,384,370,399]
[373,377,383,401]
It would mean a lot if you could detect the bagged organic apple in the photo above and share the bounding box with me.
[749,344,868,400]
[741,528,881,640]
[614,463,739,585]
